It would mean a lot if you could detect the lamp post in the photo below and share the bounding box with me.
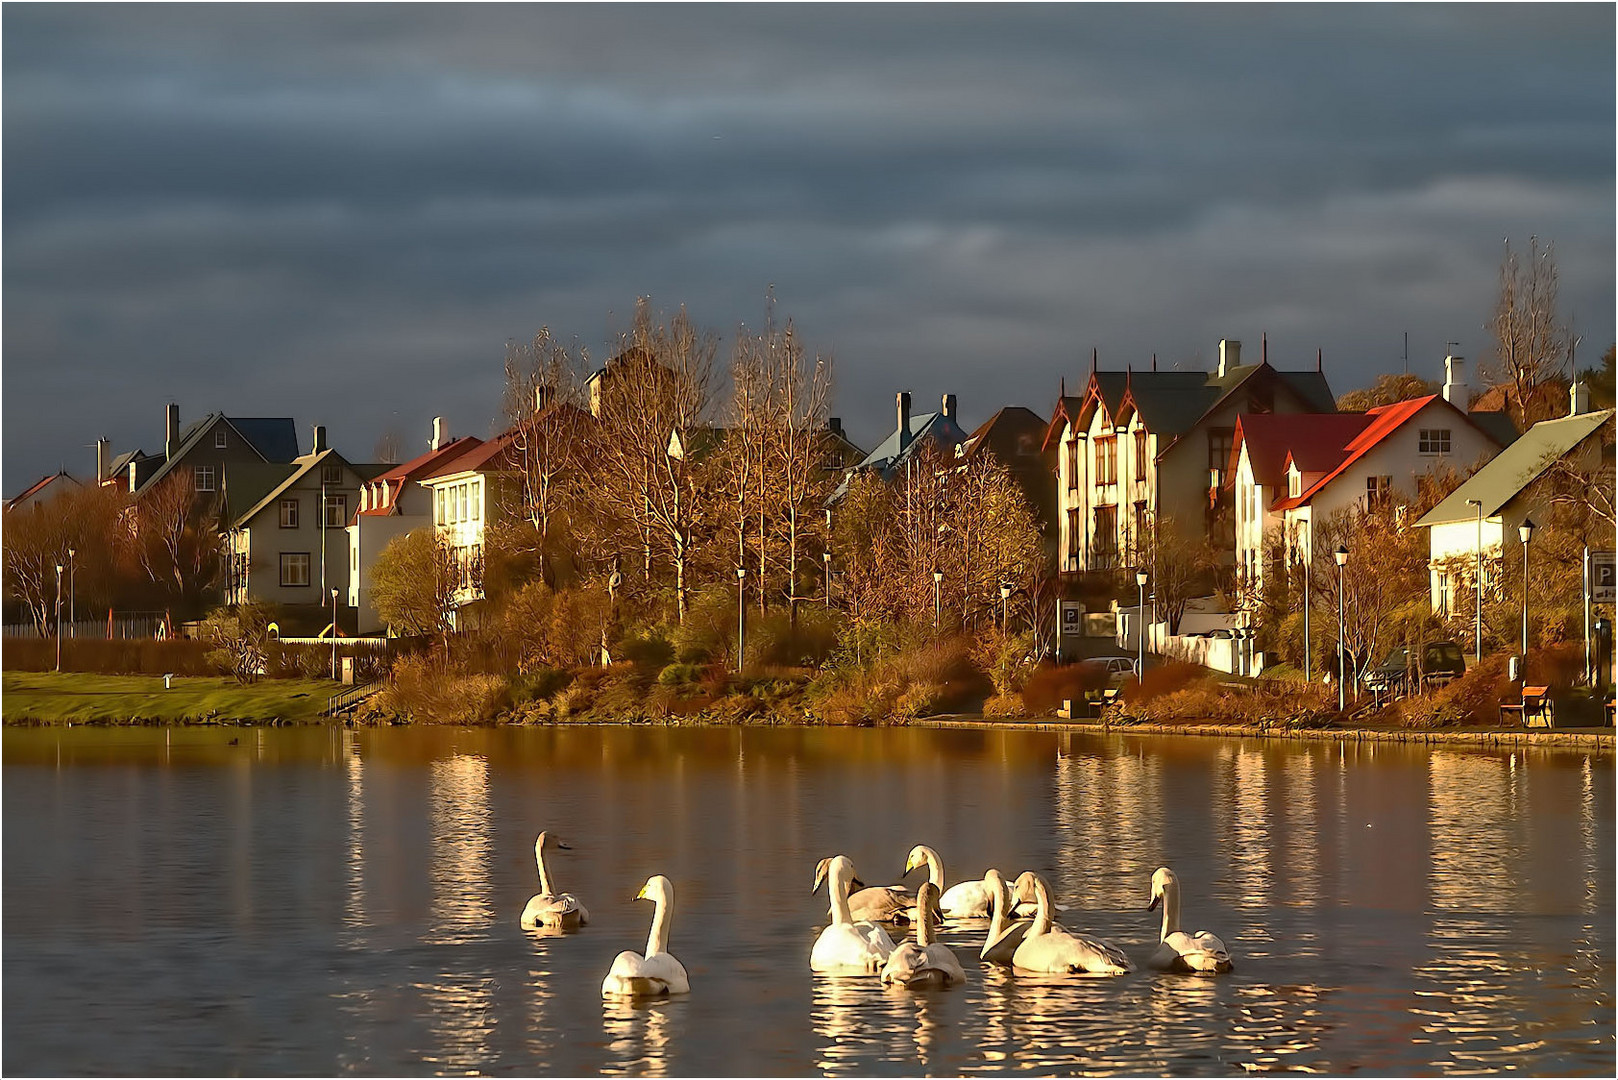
[330,588,339,679]
[1135,569,1148,678]
[54,562,64,672]
[999,582,1012,633]
[1519,518,1535,663]
[1301,524,1311,682]
[932,569,944,636]
[1467,498,1483,661]
[1334,545,1349,712]
[67,547,76,639]
[823,551,833,611]
[736,566,747,674]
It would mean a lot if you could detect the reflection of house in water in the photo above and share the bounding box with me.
[1223,745,1272,911]
[1053,741,1163,909]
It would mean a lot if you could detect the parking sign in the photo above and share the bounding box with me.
[1593,550,1616,603]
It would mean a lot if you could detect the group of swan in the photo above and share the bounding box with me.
[811,846,1232,986]
[518,830,1230,1000]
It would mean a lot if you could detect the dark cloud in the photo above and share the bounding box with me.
[4,4,1613,487]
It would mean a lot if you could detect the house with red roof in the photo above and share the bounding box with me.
[346,417,483,634]
[1228,394,1510,600]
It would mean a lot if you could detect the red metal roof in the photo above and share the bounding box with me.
[1229,412,1373,492]
[1270,395,1442,510]
[374,436,485,483]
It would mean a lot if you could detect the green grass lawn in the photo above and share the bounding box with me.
[1,671,338,725]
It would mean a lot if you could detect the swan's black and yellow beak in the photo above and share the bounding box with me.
[850,877,866,891]
[1147,894,1161,911]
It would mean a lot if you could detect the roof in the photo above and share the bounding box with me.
[421,431,520,479]
[961,406,1046,459]
[229,450,349,527]
[1467,410,1520,448]
[374,436,485,484]
[1230,413,1373,491]
[221,462,301,521]
[5,471,81,511]
[668,425,730,461]
[828,409,971,503]
[1416,409,1614,526]
[136,413,300,494]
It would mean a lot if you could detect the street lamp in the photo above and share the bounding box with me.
[1466,498,1483,661]
[999,582,1013,633]
[54,562,64,672]
[736,566,747,674]
[932,569,944,635]
[1135,569,1149,677]
[1334,545,1349,712]
[330,588,340,679]
[823,550,833,611]
[67,547,76,639]
[1519,518,1535,662]
[1301,525,1312,682]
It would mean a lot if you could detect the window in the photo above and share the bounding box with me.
[1095,436,1118,485]
[1093,504,1118,561]
[279,499,299,529]
[1133,502,1150,556]
[194,465,215,492]
[1208,427,1234,473]
[1066,439,1081,491]
[280,552,311,587]
[322,465,343,485]
[323,494,346,529]
[435,487,446,525]
[1134,430,1149,484]
[1288,469,1301,498]
[458,484,469,523]
[1366,475,1393,507]
[215,429,227,449]
[1067,507,1083,560]
[1418,428,1451,455]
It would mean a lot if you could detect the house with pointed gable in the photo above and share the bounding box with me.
[100,404,302,500]
[1044,338,1335,577]
[828,392,971,504]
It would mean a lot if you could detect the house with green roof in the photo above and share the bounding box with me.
[1415,389,1613,622]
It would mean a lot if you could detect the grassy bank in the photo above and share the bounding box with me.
[1,672,336,725]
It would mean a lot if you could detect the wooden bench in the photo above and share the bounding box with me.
[1500,686,1553,728]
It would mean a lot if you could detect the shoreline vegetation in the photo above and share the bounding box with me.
[5,671,1610,751]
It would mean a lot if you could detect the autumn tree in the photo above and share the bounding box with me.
[200,600,274,683]
[370,527,458,647]
[132,469,227,613]
[1486,235,1579,427]
[1137,514,1222,634]
[1336,372,1441,412]
[3,484,132,634]
[502,327,591,586]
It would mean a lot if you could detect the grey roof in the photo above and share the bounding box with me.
[1466,410,1521,449]
[229,449,351,528]
[1416,409,1613,526]
[136,413,300,493]
[1276,371,1338,413]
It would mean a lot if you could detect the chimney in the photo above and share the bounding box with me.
[431,416,448,452]
[128,460,139,491]
[312,424,327,454]
[1571,380,1591,416]
[95,438,109,483]
[164,403,180,459]
[1217,339,1241,378]
[896,392,912,440]
[941,393,957,421]
[1443,354,1467,405]
[827,416,845,439]
[534,385,552,413]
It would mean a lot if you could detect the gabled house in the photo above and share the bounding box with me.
[829,392,971,504]
[1416,387,1613,620]
[5,471,83,513]
[1045,338,1335,576]
[223,428,381,627]
[114,404,301,500]
[346,418,484,634]
[957,406,1056,558]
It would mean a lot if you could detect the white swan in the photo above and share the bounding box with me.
[520,831,590,930]
[1009,869,1069,918]
[979,869,1032,965]
[1010,873,1133,975]
[811,855,897,973]
[880,882,967,989]
[600,875,690,997]
[1147,866,1233,973]
[815,857,917,924]
[904,844,996,918]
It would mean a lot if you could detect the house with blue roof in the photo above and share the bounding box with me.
[828,392,971,504]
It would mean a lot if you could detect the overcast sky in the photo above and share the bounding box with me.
[4,3,1613,490]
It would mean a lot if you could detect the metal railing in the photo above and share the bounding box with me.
[324,679,385,718]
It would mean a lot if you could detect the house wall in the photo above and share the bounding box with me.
[423,471,514,606]
[347,513,420,634]
[151,417,285,503]
[1427,517,1506,617]
[232,461,362,611]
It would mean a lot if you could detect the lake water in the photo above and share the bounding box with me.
[3,725,1612,1076]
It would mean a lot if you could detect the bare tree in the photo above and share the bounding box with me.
[1487,235,1579,427]
[374,428,405,465]
[134,470,225,612]
[3,484,132,634]
[502,327,590,586]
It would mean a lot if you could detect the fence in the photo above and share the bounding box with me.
[2,613,169,640]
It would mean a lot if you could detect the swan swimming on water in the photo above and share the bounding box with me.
[1147,866,1233,973]
[904,844,996,918]
[815,856,918,924]
[520,831,589,930]
[1009,873,1133,975]
[880,882,966,988]
[979,868,1034,965]
[811,855,897,973]
[600,875,690,997]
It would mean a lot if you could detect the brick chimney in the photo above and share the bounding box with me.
[164,403,180,459]
[896,392,912,443]
[1571,380,1591,416]
[827,416,844,439]
[1443,354,1467,405]
[312,424,327,454]
[941,393,957,421]
[1217,339,1241,378]
[431,416,448,452]
[95,438,109,483]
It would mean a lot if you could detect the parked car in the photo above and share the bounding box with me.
[1082,655,1142,685]
[1363,640,1467,696]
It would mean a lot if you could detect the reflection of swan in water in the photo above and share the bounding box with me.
[602,876,689,997]
[600,996,673,1078]
[880,883,967,988]
[520,831,590,930]
[811,856,896,973]
[905,844,995,918]
[1147,867,1233,973]
[1011,873,1133,975]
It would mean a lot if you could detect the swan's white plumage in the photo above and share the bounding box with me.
[1148,866,1233,974]
[880,883,966,988]
[1010,873,1133,975]
[811,856,897,973]
[520,831,589,930]
[979,869,1033,964]
[600,875,689,997]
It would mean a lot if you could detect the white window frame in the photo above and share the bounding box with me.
[322,464,343,485]
[194,465,215,492]
[279,498,299,529]
[215,429,227,449]
[1418,428,1452,455]
[280,552,311,587]
[323,494,347,529]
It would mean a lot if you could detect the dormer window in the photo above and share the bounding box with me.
[1287,468,1301,498]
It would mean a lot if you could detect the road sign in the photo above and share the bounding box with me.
[1593,550,1616,604]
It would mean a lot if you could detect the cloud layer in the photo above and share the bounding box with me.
[5,5,1613,487]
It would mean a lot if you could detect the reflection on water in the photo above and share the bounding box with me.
[2,726,1611,1076]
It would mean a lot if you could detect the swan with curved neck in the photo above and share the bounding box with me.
[816,856,916,924]
[600,875,689,996]
[1147,867,1232,973]
[880,882,967,988]
[979,869,1032,964]
[811,855,897,973]
[904,844,996,918]
[520,831,589,930]
[1009,873,1134,975]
